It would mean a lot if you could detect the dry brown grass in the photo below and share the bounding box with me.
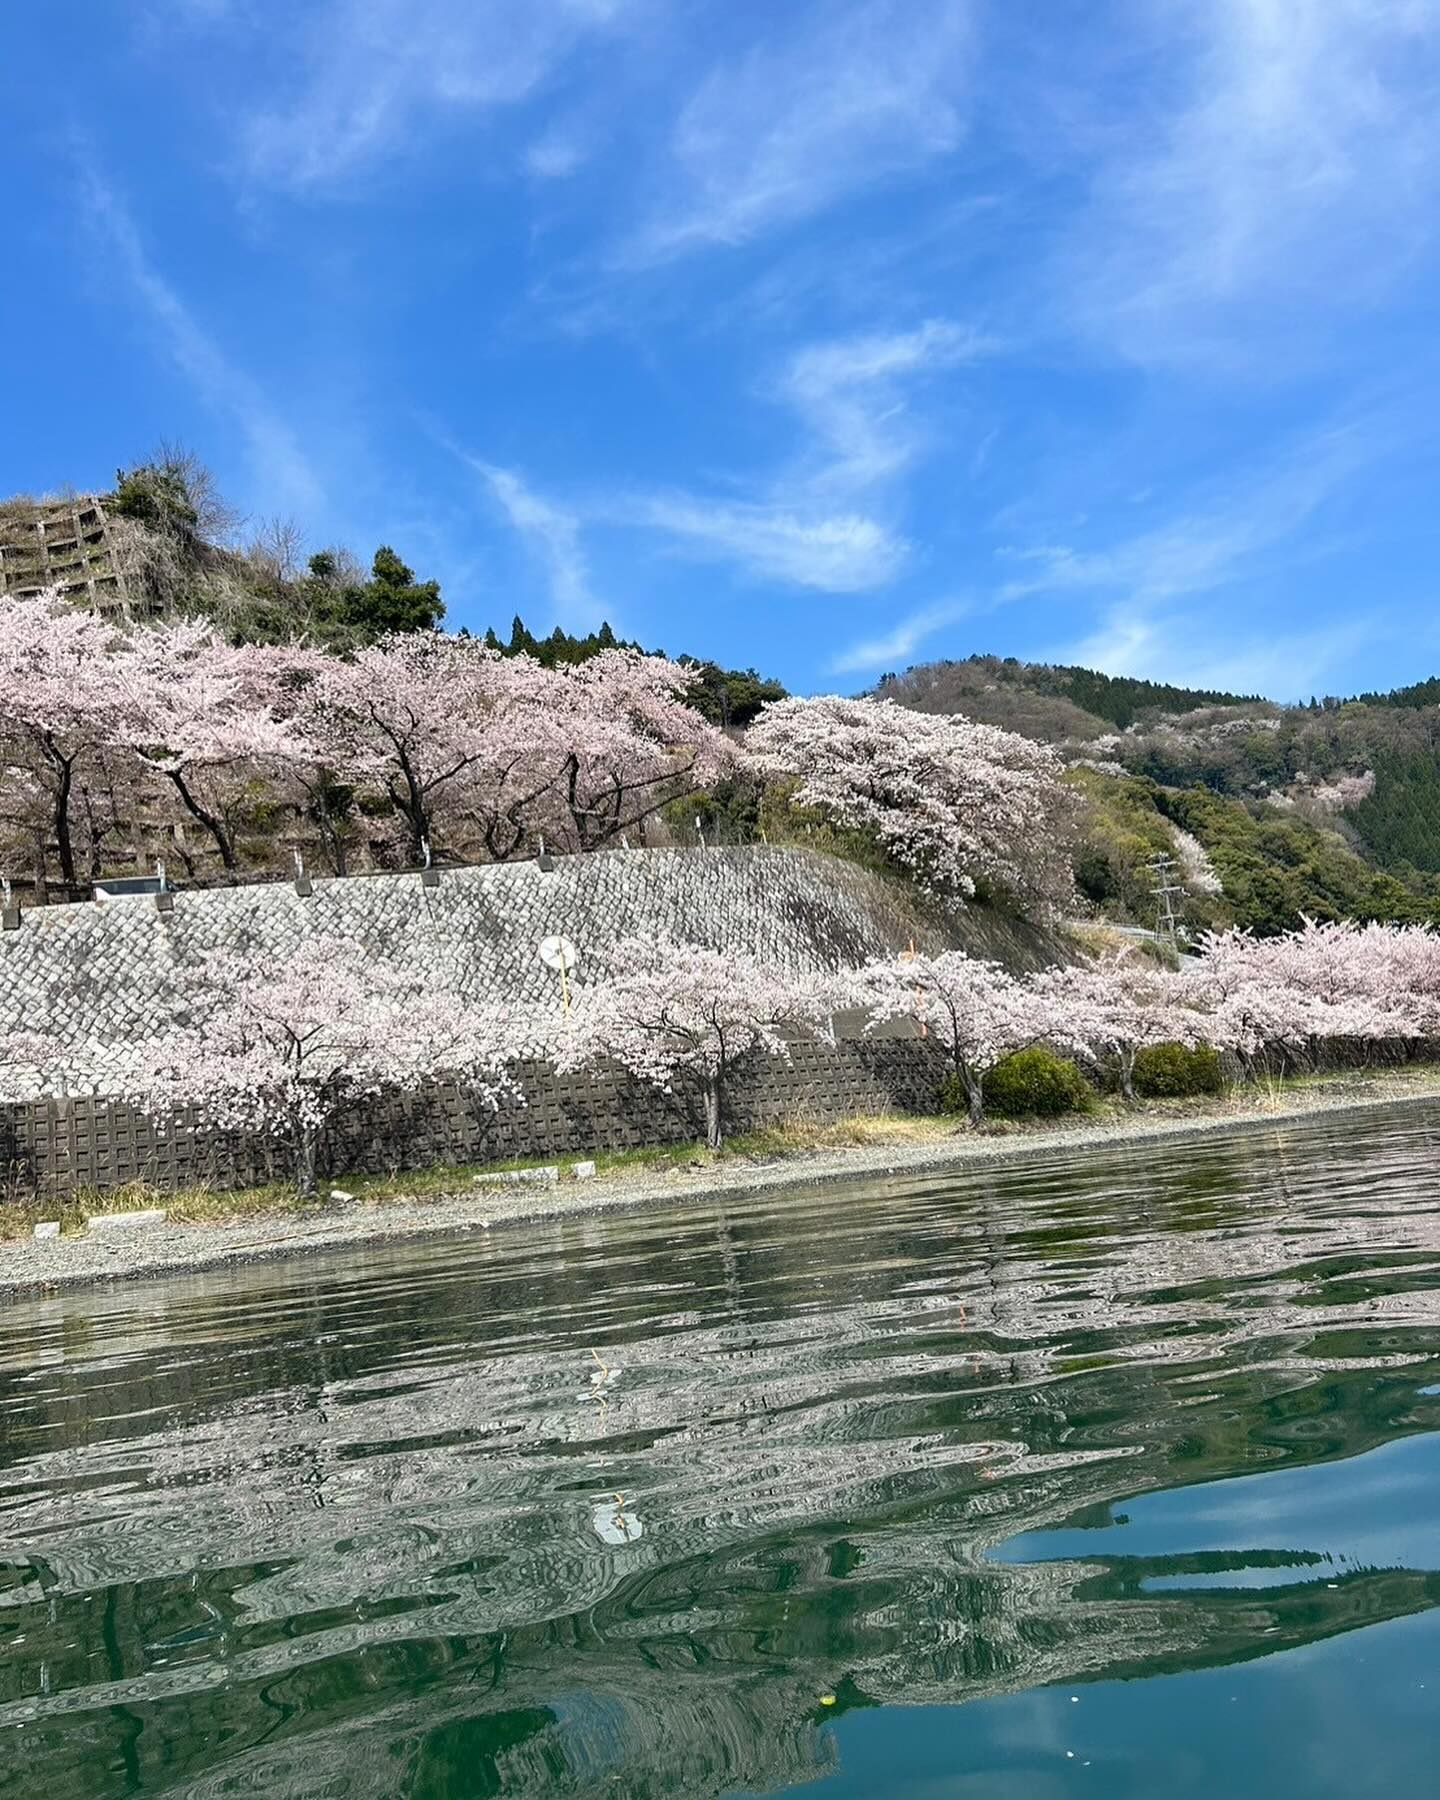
[0,1178,308,1240]
[728,1112,955,1155]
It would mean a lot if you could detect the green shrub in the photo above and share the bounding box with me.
[936,1071,972,1117]
[1131,1042,1226,1098]
[984,1048,1092,1118]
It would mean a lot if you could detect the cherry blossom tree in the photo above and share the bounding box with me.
[554,937,830,1148]
[0,1027,54,1103]
[301,633,542,865]
[847,950,1087,1124]
[1349,922,1440,1040]
[1264,917,1440,1041]
[0,589,130,891]
[126,939,522,1195]
[306,635,734,868]
[1186,924,1419,1075]
[1032,950,1202,1101]
[747,694,1074,909]
[532,650,737,854]
[114,623,312,872]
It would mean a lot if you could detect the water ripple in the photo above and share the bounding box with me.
[1,1103,1439,1796]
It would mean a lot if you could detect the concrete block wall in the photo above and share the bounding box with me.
[3,1039,948,1199]
[0,846,954,1066]
[0,844,1048,1199]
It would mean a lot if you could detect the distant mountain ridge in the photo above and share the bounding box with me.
[876,653,1262,732]
[876,651,1440,935]
[875,651,1440,732]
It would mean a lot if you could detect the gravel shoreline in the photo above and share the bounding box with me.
[4,1070,1439,1299]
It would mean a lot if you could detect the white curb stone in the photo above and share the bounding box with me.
[571,1160,597,1179]
[87,1209,168,1233]
[32,1221,60,1241]
[473,1165,560,1186]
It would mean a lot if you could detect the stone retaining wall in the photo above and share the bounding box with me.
[0,843,1064,1199]
[0,846,958,1056]
[2,1037,947,1199]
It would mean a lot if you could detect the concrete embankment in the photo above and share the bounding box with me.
[3,1068,1438,1299]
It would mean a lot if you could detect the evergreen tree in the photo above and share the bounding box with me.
[331,547,443,638]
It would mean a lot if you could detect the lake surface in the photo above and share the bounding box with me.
[3,1106,1440,1798]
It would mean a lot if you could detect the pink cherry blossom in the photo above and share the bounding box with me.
[301,636,731,866]
[746,693,1074,910]
[0,590,131,890]
[554,936,831,1148]
[114,622,314,871]
[123,938,521,1195]
[1032,950,1203,1100]
[845,950,1088,1124]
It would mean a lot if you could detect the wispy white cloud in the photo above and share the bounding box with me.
[156,0,234,18]
[781,320,992,494]
[239,0,640,190]
[1063,0,1440,364]
[629,0,973,261]
[1062,609,1374,701]
[629,318,984,590]
[471,459,604,630]
[829,597,969,673]
[997,419,1378,608]
[1010,412,1412,697]
[635,497,906,591]
[77,163,321,514]
[524,127,591,180]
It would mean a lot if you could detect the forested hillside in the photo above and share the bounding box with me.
[8,450,1440,941]
[878,653,1440,936]
[879,654,1259,732]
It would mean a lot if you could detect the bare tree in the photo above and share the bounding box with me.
[245,516,307,587]
[148,439,243,545]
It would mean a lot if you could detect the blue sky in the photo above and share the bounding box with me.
[5,1,1440,700]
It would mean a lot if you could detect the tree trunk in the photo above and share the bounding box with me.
[1118,1047,1137,1103]
[168,769,237,872]
[306,773,351,875]
[296,1124,320,1200]
[50,748,77,890]
[960,1061,984,1126]
[703,1074,724,1150]
[319,810,348,876]
[394,751,428,864]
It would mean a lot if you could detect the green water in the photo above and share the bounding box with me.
[3,1107,1440,1797]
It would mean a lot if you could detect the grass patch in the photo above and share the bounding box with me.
[727,1112,954,1156]
[0,1177,305,1240]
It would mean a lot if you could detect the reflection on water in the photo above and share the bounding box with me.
[2,1104,1440,1797]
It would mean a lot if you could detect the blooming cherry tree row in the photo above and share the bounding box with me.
[843,950,1083,1123]
[0,591,737,888]
[0,591,1082,909]
[840,920,1440,1121]
[128,938,523,1196]
[9,914,1440,1189]
[554,936,832,1149]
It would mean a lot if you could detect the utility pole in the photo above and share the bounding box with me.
[1148,853,1184,954]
